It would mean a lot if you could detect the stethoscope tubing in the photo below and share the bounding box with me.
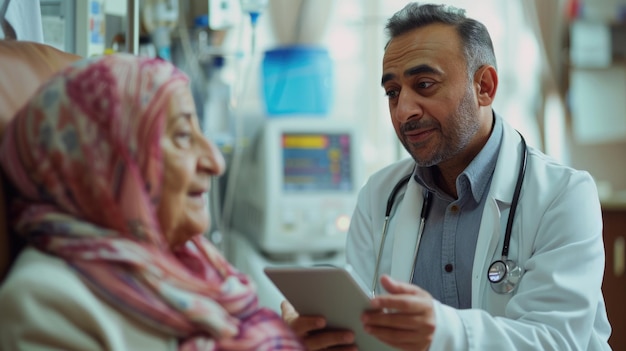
[372,174,413,295]
[501,135,527,259]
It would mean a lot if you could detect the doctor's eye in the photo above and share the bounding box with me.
[385,89,399,99]
[417,81,434,89]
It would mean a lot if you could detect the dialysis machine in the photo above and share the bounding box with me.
[227,117,363,310]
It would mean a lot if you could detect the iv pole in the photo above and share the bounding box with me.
[126,0,139,55]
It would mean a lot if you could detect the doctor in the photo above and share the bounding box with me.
[282,3,612,350]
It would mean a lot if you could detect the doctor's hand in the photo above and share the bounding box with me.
[280,300,357,351]
[362,275,435,351]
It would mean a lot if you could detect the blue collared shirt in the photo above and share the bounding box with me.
[411,115,503,309]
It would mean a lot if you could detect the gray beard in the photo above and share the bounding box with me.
[403,84,480,167]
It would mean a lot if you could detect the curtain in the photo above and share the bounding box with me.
[520,0,570,162]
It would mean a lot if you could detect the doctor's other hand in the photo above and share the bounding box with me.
[280,300,357,351]
[362,275,435,351]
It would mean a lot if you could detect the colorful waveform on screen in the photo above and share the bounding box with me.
[282,133,352,192]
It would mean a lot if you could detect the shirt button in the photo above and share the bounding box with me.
[444,264,454,272]
[450,205,459,213]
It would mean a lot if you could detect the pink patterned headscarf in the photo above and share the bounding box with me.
[0,54,303,351]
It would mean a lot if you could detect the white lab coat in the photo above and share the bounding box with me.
[346,118,612,350]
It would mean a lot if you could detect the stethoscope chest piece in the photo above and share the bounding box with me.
[488,259,522,294]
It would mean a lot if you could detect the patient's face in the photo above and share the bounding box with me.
[157,85,225,248]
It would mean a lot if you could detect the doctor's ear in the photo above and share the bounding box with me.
[473,65,498,106]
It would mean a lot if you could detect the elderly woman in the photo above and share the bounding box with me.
[0,54,303,350]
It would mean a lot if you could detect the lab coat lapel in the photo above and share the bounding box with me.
[472,198,500,306]
[389,177,424,282]
[471,120,523,306]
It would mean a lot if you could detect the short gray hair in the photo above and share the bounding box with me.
[385,3,497,78]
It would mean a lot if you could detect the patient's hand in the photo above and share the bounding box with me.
[281,300,357,351]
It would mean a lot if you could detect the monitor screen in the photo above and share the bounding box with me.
[282,132,352,192]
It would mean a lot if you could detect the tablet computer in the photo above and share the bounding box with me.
[264,265,397,351]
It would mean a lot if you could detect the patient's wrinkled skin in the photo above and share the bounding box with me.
[157,86,226,248]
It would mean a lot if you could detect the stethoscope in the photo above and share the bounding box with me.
[371,133,528,296]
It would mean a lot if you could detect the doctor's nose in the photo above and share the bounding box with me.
[393,89,425,123]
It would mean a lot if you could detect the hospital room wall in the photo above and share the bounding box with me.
[175,0,625,195]
[286,0,549,178]
[563,0,626,198]
[235,0,552,180]
[283,0,626,199]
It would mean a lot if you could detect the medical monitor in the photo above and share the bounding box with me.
[231,118,362,257]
